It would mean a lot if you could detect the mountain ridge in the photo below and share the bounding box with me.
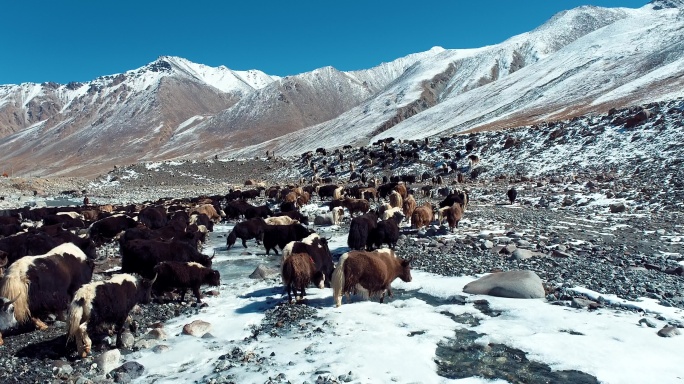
[1,2,683,177]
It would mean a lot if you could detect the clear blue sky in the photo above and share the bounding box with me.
[1,0,648,85]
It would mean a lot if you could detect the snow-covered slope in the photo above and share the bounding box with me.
[234,4,684,157]
[0,57,279,176]
[154,49,445,158]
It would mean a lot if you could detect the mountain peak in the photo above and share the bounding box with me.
[650,0,684,9]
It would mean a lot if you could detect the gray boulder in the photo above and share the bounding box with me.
[249,264,279,279]
[463,270,545,299]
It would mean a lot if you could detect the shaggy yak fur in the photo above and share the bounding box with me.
[411,203,434,229]
[347,211,378,250]
[281,253,324,302]
[331,249,413,307]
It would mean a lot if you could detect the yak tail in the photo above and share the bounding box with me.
[66,298,85,343]
[331,253,349,307]
[333,187,344,201]
[226,230,237,249]
[281,257,293,286]
[281,241,294,267]
[0,267,30,323]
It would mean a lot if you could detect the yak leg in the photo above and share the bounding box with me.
[114,318,127,349]
[298,285,307,301]
[0,332,3,346]
[286,284,293,302]
[77,323,91,358]
[380,288,393,304]
[192,286,203,303]
[178,288,187,302]
[242,238,248,248]
[32,317,48,330]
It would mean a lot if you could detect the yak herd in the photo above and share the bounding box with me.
[0,173,471,358]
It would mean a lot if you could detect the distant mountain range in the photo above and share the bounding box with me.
[1,0,683,177]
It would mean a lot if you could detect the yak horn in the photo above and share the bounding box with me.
[150,273,158,284]
[3,294,19,307]
[210,251,216,260]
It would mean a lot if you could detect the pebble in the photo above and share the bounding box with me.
[638,318,658,328]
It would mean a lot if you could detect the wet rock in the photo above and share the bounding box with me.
[510,248,543,261]
[119,331,135,349]
[144,328,167,340]
[152,344,170,354]
[664,266,684,276]
[638,318,657,328]
[95,349,121,374]
[182,320,212,337]
[657,326,681,337]
[52,360,73,376]
[552,249,573,258]
[609,203,626,213]
[111,361,145,383]
[249,264,279,279]
[571,297,596,309]
[463,270,545,299]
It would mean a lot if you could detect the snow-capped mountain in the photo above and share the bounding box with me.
[0,56,280,176]
[1,1,683,177]
[236,2,684,157]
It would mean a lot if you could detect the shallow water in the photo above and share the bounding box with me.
[435,326,599,384]
[208,224,281,282]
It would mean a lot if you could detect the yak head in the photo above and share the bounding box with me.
[0,297,18,331]
[206,269,221,287]
[139,274,158,305]
[399,257,414,283]
[226,230,237,249]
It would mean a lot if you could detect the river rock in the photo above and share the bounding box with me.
[249,264,279,279]
[52,360,73,376]
[638,318,657,328]
[119,331,135,349]
[152,344,171,354]
[610,202,626,213]
[463,270,545,299]
[144,328,167,340]
[657,326,681,337]
[111,361,145,383]
[571,297,596,309]
[510,249,535,260]
[95,349,121,374]
[182,320,212,337]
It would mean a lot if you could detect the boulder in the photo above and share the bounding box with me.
[463,270,545,299]
[182,320,212,337]
[111,361,145,383]
[609,203,626,213]
[95,349,121,374]
[657,326,681,338]
[249,264,279,279]
[144,328,167,340]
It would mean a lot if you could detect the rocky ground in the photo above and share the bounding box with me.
[0,100,681,383]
